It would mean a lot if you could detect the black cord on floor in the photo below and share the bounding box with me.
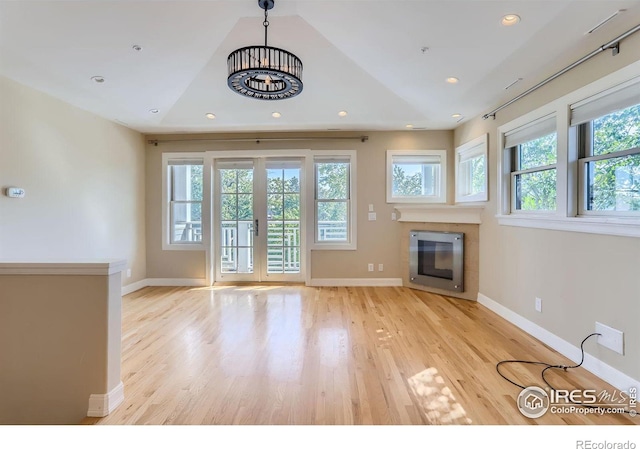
[496,332,637,417]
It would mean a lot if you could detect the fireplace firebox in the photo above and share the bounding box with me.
[409,230,464,292]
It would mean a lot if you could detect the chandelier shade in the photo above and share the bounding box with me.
[227,46,303,100]
[227,0,303,100]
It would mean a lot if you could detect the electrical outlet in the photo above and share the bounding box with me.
[368,204,374,212]
[535,297,542,313]
[595,322,624,355]
[391,212,397,221]
[378,264,384,272]
[126,269,132,278]
[368,263,374,272]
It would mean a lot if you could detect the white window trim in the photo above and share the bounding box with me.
[455,134,488,203]
[497,59,640,238]
[310,151,357,251]
[162,152,207,251]
[386,149,447,204]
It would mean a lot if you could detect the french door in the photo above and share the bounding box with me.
[214,158,304,282]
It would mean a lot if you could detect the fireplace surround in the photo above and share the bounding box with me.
[409,230,464,292]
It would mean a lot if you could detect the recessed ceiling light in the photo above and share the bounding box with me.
[338,110,348,117]
[91,76,105,84]
[132,44,143,51]
[452,113,462,118]
[446,77,459,84]
[205,113,216,119]
[501,14,521,26]
[272,112,282,118]
[405,124,414,129]
[149,109,159,114]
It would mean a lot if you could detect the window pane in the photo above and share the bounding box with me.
[317,201,348,241]
[237,194,253,220]
[284,193,300,220]
[284,221,300,247]
[316,163,348,199]
[172,164,203,201]
[518,133,557,170]
[593,104,640,156]
[515,169,557,210]
[392,163,439,197]
[267,194,283,220]
[267,222,284,246]
[587,153,640,211]
[220,169,237,193]
[284,169,300,193]
[470,155,486,195]
[171,202,202,242]
[284,246,301,273]
[220,194,237,221]
[267,169,284,193]
[459,155,486,197]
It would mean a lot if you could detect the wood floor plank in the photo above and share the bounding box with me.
[84,285,638,425]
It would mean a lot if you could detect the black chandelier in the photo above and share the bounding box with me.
[227,0,303,100]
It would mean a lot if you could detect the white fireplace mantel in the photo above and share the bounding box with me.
[394,205,484,224]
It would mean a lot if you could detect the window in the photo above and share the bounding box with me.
[497,67,640,238]
[314,156,355,248]
[386,150,447,203]
[455,134,488,203]
[505,116,557,211]
[163,156,204,249]
[572,79,640,215]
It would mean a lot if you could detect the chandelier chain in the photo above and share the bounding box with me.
[263,7,269,47]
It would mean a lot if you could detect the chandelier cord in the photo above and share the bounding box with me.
[263,6,269,47]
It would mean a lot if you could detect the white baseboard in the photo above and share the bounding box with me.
[146,278,208,287]
[87,381,124,418]
[477,292,639,392]
[121,278,209,296]
[121,279,149,296]
[307,278,403,287]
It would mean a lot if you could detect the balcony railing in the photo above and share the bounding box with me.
[219,220,347,273]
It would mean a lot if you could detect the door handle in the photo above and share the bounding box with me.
[255,219,259,236]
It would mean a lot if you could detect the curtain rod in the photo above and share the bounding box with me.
[483,23,640,120]
[148,136,369,146]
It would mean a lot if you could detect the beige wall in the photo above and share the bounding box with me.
[0,272,121,424]
[454,30,640,380]
[144,130,452,280]
[0,76,146,285]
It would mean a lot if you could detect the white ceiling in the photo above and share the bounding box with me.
[1,0,639,133]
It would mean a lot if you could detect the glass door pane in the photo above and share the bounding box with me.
[218,164,254,275]
[266,163,301,275]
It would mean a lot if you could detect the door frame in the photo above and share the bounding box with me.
[205,149,312,285]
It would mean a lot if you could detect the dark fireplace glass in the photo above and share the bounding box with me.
[418,240,454,280]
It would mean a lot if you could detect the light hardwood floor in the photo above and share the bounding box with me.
[84,285,637,425]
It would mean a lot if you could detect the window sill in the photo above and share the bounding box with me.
[496,214,640,238]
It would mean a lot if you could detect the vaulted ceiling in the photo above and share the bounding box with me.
[1,0,639,133]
